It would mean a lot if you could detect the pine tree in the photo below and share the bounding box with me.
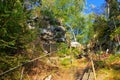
[0,0,37,54]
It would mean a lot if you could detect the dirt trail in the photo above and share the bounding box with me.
[26,54,120,80]
[26,57,95,80]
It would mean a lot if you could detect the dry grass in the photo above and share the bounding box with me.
[97,68,120,80]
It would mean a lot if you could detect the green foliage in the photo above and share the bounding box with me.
[96,54,120,80]
[41,0,94,44]
[91,0,120,52]
[72,48,81,58]
[57,43,70,57]
[106,54,120,63]
[0,52,29,80]
[95,54,120,71]
[0,0,37,53]
[42,0,85,19]
[56,43,81,58]
[93,15,109,44]
[41,0,96,45]
[77,13,94,44]
[111,26,120,40]
[0,1,39,79]
[107,0,120,19]
[60,58,71,66]
[95,61,106,69]
[97,68,120,80]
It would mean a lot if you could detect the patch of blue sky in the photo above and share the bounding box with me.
[84,0,105,14]
[26,1,40,10]
[35,1,40,6]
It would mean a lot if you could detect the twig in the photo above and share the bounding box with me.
[20,67,24,80]
[0,51,56,76]
[0,47,62,76]
[90,56,97,80]
[0,63,23,76]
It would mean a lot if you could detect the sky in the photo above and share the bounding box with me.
[85,0,105,14]
[86,0,105,7]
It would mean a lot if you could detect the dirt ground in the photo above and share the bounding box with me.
[25,54,120,80]
[26,57,92,80]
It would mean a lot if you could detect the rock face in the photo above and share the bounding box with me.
[38,16,66,53]
[26,14,66,53]
[40,25,66,42]
[24,1,66,53]
[40,25,66,53]
[70,42,81,48]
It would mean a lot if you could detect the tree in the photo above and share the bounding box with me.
[92,0,120,52]
[106,0,120,52]
[0,0,37,54]
[41,0,94,44]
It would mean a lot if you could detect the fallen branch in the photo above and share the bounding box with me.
[20,67,24,80]
[90,56,97,80]
[0,52,53,76]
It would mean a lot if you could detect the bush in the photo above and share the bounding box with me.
[60,58,71,66]
[0,0,37,54]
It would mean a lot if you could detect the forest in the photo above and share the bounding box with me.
[0,0,120,80]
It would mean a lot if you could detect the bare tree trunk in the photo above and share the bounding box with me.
[106,0,110,19]
[70,26,77,42]
[107,3,110,19]
[73,31,77,42]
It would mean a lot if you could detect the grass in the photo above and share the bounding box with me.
[97,68,120,80]
[96,54,120,80]
[60,58,72,67]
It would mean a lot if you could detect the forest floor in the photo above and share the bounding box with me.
[25,54,120,80]
[26,57,91,80]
